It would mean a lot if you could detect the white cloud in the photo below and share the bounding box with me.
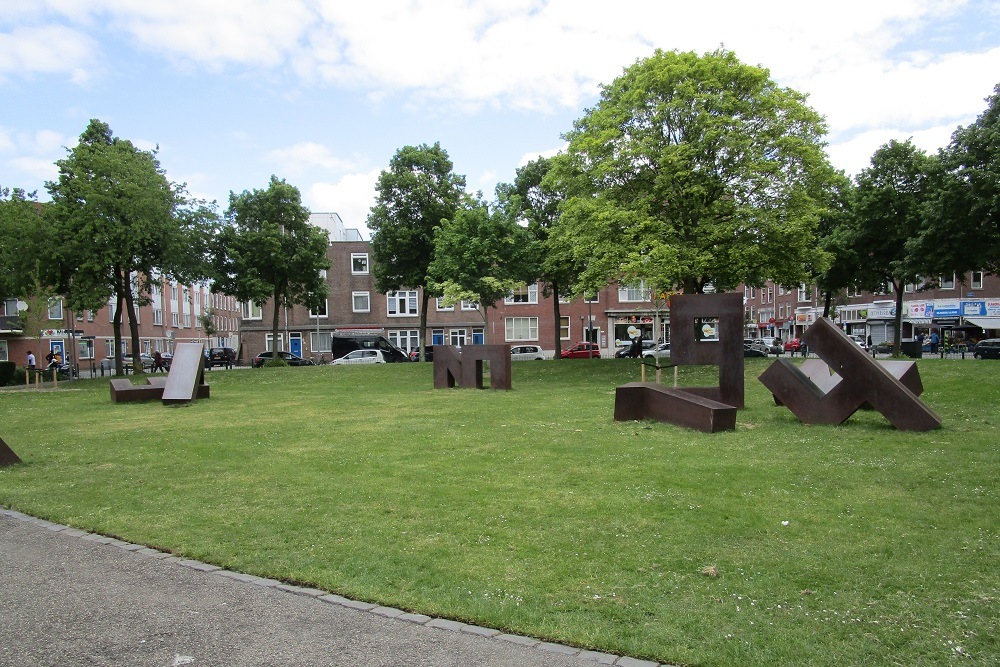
[265,142,362,178]
[0,25,98,84]
[305,169,382,236]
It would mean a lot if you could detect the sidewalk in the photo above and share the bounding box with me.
[0,510,665,667]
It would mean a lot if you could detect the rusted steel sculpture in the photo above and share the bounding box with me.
[0,436,21,467]
[433,345,512,390]
[109,343,209,404]
[614,293,744,433]
[758,317,941,431]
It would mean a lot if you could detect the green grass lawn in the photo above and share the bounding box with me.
[1,358,997,666]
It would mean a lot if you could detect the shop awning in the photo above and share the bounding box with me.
[908,318,932,325]
[964,317,1000,330]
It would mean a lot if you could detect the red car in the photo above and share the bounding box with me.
[783,338,803,352]
[561,342,602,359]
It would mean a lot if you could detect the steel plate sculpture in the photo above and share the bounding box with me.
[614,293,743,433]
[433,345,512,390]
[758,317,941,431]
[0,436,21,467]
[109,343,210,405]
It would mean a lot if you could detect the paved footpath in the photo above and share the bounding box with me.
[1,510,668,667]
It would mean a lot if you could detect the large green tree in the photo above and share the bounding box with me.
[428,196,534,339]
[0,188,47,307]
[551,48,835,295]
[367,143,466,360]
[45,119,218,374]
[496,156,581,358]
[914,83,1000,276]
[849,139,936,351]
[212,176,329,363]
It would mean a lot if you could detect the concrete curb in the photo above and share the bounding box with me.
[2,507,674,667]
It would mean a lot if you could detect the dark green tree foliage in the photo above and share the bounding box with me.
[45,119,217,374]
[850,139,936,350]
[213,176,329,363]
[428,196,534,337]
[496,156,581,358]
[367,143,465,360]
[813,173,859,317]
[553,48,835,295]
[915,84,1000,275]
[0,188,47,305]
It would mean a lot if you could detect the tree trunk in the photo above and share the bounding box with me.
[419,290,430,362]
[892,280,905,354]
[112,292,125,375]
[122,276,143,372]
[822,290,833,319]
[550,281,563,360]
[271,289,282,362]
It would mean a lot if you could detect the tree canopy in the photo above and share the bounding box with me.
[428,196,534,327]
[551,48,836,295]
[45,119,217,373]
[849,139,936,350]
[212,175,329,363]
[0,188,47,306]
[496,156,581,357]
[367,142,466,359]
[914,83,1000,276]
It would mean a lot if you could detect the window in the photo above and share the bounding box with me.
[352,291,370,313]
[449,329,467,346]
[505,284,538,304]
[310,300,328,318]
[47,298,63,320]
[351,253,369,274]
[940,273,956,290]
[389,330,420,352]
[265,334,285,353]
[797,284,808,302]
[387,290,418,316]
[153,309,163,326]
[182,313,191,328]
[505,317,538,341]
[310,332,332,353]
[0,340,7,362]
[435,297,454,311]
[559,316,570,340]
[618,282,650,302]
[87,310,94,322]
[77,339,93,360]
[972,271,984,290]
[171,312,179,327]
[584,292,599,303]
[461,300,479,311]
[243,302,263,320]
[3,298,17,316]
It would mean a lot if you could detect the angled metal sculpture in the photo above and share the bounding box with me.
[758,317,941,431]
[433,345,512,390]
[109,343,210,404]
[614,293,744,433]
[0,436,22,467]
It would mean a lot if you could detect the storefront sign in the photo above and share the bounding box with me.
[867,306,895,320]
[934,301,961,318]
[909,302,933,318]
[987,300,1000,317]
[963,301,986,316]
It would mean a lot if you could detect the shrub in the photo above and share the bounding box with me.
[0,361,15,386]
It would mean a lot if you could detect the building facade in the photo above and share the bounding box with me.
[742,271,1000,346]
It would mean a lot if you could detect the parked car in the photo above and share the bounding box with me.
[749,337,778,355]
[614,339,654,358]
[206,347,237,368]
[510,344,545,361]
[641,343,671,360]
[330,334,411,363]
[783,338,803,352]
[973,338,1000,359]
[561,342,601,359]
[744,344,767,358]
[252,351,315,368]
[849,335,868,350]
[332,349,386,365]
[410,346,435,361]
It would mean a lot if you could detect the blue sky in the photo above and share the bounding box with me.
[2,1,999,238]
